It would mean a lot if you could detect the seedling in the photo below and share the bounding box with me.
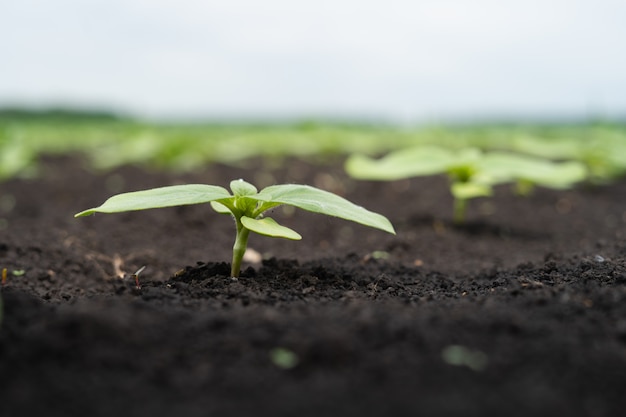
[346,146,587,224]
[0,268,27,285]
[75,179,395,278]
[270,347,299,369]
[346,147,495,224]
[130,265,146,289]
[441,344,488,372]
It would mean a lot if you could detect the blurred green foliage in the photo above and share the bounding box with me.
[1,110,625,182]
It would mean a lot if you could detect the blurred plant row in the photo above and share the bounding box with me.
[1,117,625,187]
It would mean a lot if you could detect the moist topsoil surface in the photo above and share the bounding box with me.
[1,155,625,417]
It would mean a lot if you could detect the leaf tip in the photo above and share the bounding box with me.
[74,210,94,218]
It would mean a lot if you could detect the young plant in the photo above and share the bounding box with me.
[75,179,395,278]
[346,146,495,224]
[345,146,587,224]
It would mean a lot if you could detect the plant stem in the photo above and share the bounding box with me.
[453,198,467,225]
[231,218,251,278]
[515,180,534,196]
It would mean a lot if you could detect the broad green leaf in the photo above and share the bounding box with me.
[481,152,587,189]
[210,200,233,214]
[345,146,454,180]
[521,161,587,189]
[511,136,582,159]
[230,179,258,196]
[241,216,302,240]
[75,184,231,217]
[447,147,483,166]
[253,184,395,234]
[478,152,534,184]
[345,146,484,182]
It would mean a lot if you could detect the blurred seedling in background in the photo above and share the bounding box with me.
[130,266,146,290]
[346,146,587,224]
[0,268,26,328]
[1,268,26,286]
[76,179,395,278]
[346,146,494,224]
[441,345,488,372]
[0,139,38,180]
[510,135,626,182]
[270,347,299,370]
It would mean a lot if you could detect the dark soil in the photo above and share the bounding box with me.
[1,155,625,417]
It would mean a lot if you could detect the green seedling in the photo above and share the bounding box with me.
[75,179,395,278]
[0,268,27,286]
[0,139,38,180]
[270,347,299,370]
[441,344,488,372]
[346,146,495,224]
[346,146,587,224]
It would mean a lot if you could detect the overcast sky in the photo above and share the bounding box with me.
[1,0,625,122]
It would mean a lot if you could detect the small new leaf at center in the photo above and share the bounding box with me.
[450,181,493,200]
[241,216,302,240]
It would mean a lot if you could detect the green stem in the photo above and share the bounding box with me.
[231,217,251,278]
[515,179,534,196]
[453,197,467,225]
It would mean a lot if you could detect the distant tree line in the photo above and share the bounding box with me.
[0,107,125,122]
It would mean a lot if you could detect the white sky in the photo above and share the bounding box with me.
[1,0,625,122]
